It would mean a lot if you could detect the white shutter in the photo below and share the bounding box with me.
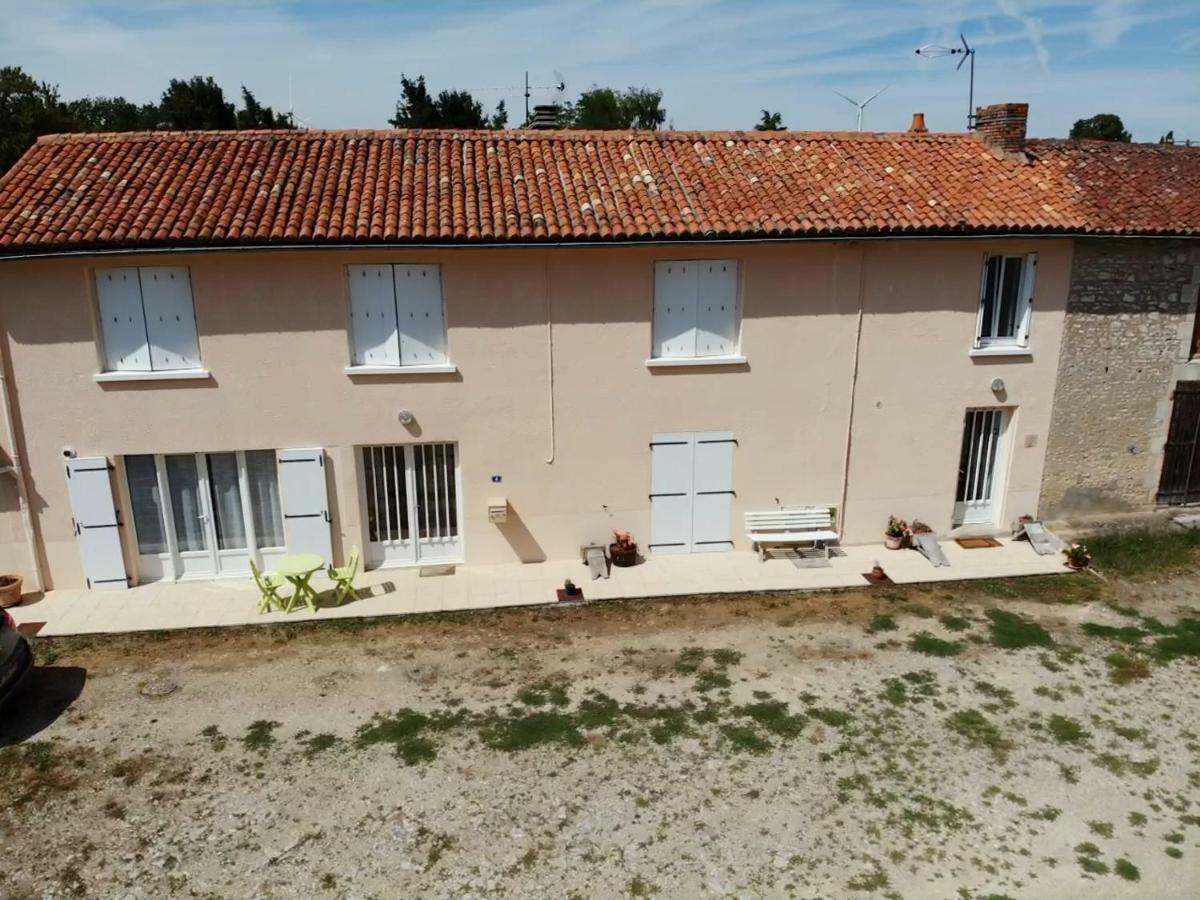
[1018,253,1037,345]
[347,265,401,366]
[649,433,693,554]
[653,262,698,358]
[139,266,201,370]
[395,265,447,365]
[691,432,735,551]
[95,268,150,371]
[696,261,738,357]
[277,448,333,563]
[65,457,128,590]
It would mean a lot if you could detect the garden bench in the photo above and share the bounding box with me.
[745,506,839,561]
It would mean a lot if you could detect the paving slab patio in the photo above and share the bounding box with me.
[9,537,1069,637]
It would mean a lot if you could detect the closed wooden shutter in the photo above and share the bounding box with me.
[395,265,447,365]
[139,266,201,370]
[649,433,694,553]
[277,448,333,563]
[691,433,735,550]
[653,262,698,358]
[65,457,129,590]
[95,268,151,371]
[696,261,738,357]
[347,265,401,366]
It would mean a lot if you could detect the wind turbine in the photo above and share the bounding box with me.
[832,86,888,131]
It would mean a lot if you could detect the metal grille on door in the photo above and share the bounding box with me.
[1157,381,1200,506]
[954,409,1005,525]
[361,443,460,565]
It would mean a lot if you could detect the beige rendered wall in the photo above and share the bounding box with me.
[0,239,1070,589]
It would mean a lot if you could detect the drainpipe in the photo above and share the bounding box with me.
[0,327,45,592]
[544,254,556,464]
[837,244,868,543]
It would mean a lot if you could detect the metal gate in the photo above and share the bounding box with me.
[953,408,1008,526]
[361,442,461,566]
[1157,381,1200,505]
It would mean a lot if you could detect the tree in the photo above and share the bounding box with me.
[236,86,292,129]
[159,76,236,130]
[754,110,785,131]
[563,86,666,130]
[1069,113,1131,142]
[0,66,76,173]
[388,75,505,129]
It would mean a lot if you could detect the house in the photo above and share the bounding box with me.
[0,102,1194,594]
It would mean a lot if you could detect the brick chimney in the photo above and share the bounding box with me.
[974,102,1028,155]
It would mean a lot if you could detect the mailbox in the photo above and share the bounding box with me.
[487,497,508,524]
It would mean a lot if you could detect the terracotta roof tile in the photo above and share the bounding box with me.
[0,128,1196,253]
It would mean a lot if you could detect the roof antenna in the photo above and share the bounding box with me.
[832,86,888,131]
[915,33,976,130]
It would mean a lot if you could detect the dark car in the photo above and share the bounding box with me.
[0,606,32,708]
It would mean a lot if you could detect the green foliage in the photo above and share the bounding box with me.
[1047,714,1089,745]
[1151,618,1200,662]
[910,632,964,657]
[720,723,770,754]
[735,700,806,738]
[480,711,584,751]
[1069,112,1131,142]
[236,86,291,129]
[0,66,75,172]
[985,609,1054,649]
[948,709,1013,762]
[388,74,508,130]
[1081,622,1146,643]
[242,720,281,754]
[1086,526,1200,577]
[563,86,666,130]
[1106,651,1151,684]
[159,76,236,129]
[754,109,785,131]
[356,708,463,764]
[807,707,852,728]
[940,614,972,632]
[867,613,898,634]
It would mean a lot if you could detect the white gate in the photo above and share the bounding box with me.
[954,409,1009,526]
[649,432,735,554]
[362,443,461,567]
[65,457,129,590]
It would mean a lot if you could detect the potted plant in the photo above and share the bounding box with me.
[609,531,639,567]
[1064,543,1091,570]
[0,574,22,608]
[884,517,908,551]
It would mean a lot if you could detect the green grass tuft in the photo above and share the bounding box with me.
[1106,652,1152,685]
[1114,858,1140,881]
[1081,622,1146,643]
[939,614,973,632]
[948,709,1013,762]
[735,700,806,738]
[910,632,964,657]
[1086,526,1200,577]
[867,613,898,634]
[1047,714,1090,746]
[242,720,281,754]
[481,711,584,752]
[985,608,1054,649]
[720,723,771,754]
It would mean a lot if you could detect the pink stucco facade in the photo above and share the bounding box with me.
[0,239,1071,590]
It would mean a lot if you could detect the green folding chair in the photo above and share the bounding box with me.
[251,559,290,613]
[327,546,361,606]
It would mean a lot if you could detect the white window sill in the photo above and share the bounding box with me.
[969,345,1032,359]
[645,355,747,369]
[94,368,211,383]
[344,363,458,376]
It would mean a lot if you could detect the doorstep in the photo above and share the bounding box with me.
[8,538,1070,638]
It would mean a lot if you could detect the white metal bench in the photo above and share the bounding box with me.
[745,506,839,562]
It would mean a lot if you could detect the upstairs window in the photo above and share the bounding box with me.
[976,253,1036,349]
[94,267,201,372]
[652,260,740,360]
[347,264,448,368]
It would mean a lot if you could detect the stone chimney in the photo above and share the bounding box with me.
[909,112,928,133]
[974,102,1028,155]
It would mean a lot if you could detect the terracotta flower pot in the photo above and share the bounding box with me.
[609,545,638,568]
[0,574,23,608]
[884,535,904,551]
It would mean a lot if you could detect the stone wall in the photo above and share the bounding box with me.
[1040,239,1200,519]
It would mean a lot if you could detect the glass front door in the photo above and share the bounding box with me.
[362,442,462,568]
[126,450,286,581]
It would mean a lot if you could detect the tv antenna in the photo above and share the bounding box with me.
[524,71,567,124]
[915,33,976,129]
[832,86,888,131]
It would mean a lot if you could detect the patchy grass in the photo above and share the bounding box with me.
[867,613,898,634]
[242,720,281,755]
[200,725,227,752]
[1114,858,1140,881]
[1047,714,1090,746]
[939,614,973,632]
[1106,652,1152,685]
[481,711,584,752]
[1151,618,1200,662]
[735,700,806,738]
[910,632,964,657]
[357,708,465,764]
[1087,526,1200,577]
[694,670,732,692]
[299,733,340,756]
[1094,753,1160,778]
[1088,820,1115,838]
[720,724,770,754]
[948,709,1013,763]
[985,609,1054,649]
[1081,622,1146,644]
[806,707,852,729]
[516,679,570,708]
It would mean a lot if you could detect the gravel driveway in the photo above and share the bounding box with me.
[2,572,1199,899]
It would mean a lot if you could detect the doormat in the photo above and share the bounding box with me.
[955,537,1002,549]
[419,564,457,577]
[789,555,832,569]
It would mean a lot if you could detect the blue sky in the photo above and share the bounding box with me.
[2,0,1197,140]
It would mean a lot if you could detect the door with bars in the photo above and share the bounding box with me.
[953,409,1009,526]
[361,443,461,567]
[1157,381,1200,506]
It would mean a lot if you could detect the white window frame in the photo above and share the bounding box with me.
[973,252,1036,353]
[648,259,745,367]
[92,266,208,381]
[344,264,456,376]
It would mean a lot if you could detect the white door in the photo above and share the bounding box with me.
[649,432,735,554]
[361,443,462,567]
[954,409,1009,526]
[278,448,334,563]
[163,453,216,579]
[65,457,129,590]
